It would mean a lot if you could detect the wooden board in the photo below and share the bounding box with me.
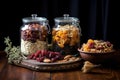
[13,58,84,71]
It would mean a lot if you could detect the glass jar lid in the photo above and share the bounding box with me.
[22,14,48,23]
[54,14,79,23]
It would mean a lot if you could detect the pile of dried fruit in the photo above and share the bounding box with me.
[80,39,113,53]
[27,50,80,63]
[27,50,63,63]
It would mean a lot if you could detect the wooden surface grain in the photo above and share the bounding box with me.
[0,51,120,80]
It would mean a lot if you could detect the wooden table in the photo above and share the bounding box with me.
[0,51,120,80]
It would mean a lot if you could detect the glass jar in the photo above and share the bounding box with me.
[52,14,81,55]
[21,14,50,56]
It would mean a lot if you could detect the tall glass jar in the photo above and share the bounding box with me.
[52,14,81,55]
[21,14,50,56]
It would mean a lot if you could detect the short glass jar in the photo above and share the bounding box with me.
[21,14,50,56]
[52,14,81,55]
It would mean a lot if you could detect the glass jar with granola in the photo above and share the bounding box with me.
[21,14,50,56]
[52,14,81,55]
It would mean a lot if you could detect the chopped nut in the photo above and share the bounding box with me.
[43,58,51,63]
[57,59,68,63]
[75,57,80,61]
[69,57,76,61]
[64,55,73,60]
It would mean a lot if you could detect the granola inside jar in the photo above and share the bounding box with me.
[21,14,50,56]
[52,14,81,55]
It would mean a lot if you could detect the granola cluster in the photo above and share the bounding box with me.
[80,39,113,53]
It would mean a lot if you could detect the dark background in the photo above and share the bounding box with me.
[0,0,119,50]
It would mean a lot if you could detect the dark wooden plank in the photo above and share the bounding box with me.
[0,58,7,72]
[112,68,120,80]
[34,71,51,80]
[78,67,117,80]
[0,51,7,72]
[0,64,34,80]
[51,67,119,80]
[51,69,82,80]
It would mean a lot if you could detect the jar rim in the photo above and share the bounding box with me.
[54,14,80,23]
[22,17,48,23]
[54,17,79,23]
[22,14,48,23]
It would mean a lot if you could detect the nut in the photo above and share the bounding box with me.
[64,55,73,60]
[43,58,51,63]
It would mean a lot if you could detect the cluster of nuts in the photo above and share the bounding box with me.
[80,39,113,53]
[57,55,80,63]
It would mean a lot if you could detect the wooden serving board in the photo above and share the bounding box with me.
[13,58,84,71]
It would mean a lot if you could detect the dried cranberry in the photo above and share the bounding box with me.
[88,43,95,48]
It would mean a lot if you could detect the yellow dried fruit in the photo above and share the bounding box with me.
[87,39,94,44]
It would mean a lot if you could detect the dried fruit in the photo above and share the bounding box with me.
[27,50,63,63]
[80,39,113,53]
